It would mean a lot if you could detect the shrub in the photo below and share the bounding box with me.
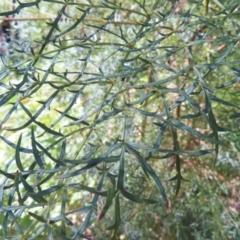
[0,0,239,239]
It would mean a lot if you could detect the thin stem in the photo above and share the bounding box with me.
[1,16,139,25]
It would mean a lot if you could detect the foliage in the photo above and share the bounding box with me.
[0,0,240,239]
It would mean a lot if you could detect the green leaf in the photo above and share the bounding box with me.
[64,206,92,217]
[0,101,19,128]
[31,128,45,168]
[230,112,240,119]
[68,183,107,196]
[125,144,168,204]
[94,108,124,125]
[169,173,187,196]
[58,155,120,179]
[2,213,8,238]
[106,193,121,239]
[20,174,47,204]
[51,87,87,127]
[163,82,199,116]
[26,225,47,240]
[5,89,61,132]
[28,212,46,223]
[56,113,88,127]
[0,169,15,180]
[19,102,63,137]
[15,134,24,172]
[60,186,67,235]
[127,91,156,106]
[98,186,116,221]
[65,155,120,165]
[57,163,97,179]
[169,119,226,146]
[8,211,24,236]
[73,209,93,240]
[34,140,66,167]
[0,70,28,107]
[0,178,7,208]
[210,94,240,109]
[121,187,157,204]
[28,184,64,197]
[117,149,142,203]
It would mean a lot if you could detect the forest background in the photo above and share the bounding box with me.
[0,0,239,239]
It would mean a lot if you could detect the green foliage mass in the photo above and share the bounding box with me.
[0,0,239,239]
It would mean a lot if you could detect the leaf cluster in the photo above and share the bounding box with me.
[0,0,240,239]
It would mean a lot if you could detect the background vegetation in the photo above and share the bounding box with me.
[0,0,239,239]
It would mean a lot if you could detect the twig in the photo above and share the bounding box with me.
[1,17,139,25]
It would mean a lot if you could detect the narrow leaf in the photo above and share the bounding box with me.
[28,212,46,223]
[230,112,240,119]
[0,135,32,153]
[28,184,64,197]
[169,119,226,146]
[125,144,168,203]
[98,187,116,221]
[31,128,45,168]
[15,134,24,172]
